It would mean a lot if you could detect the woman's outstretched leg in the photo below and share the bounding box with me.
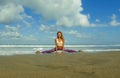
[64,48,77,53]
[41,48,55,54]
[41,48,77,54]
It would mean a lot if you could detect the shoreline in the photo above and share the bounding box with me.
[0,50,120,56]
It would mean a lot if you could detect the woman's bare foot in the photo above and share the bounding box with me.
[55,52,59,56]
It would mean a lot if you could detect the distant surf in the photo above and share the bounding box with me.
[0,44,120,56]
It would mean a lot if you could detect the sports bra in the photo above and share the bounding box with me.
[56,39,63,46]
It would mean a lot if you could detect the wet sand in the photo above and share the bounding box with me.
[0,52,120,78]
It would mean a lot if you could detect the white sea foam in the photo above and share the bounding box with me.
[83,49,120,52]
[33,48,43,51]
[0,44,120,56]
[0,44,120,47]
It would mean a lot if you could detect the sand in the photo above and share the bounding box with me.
[0,52,120,78]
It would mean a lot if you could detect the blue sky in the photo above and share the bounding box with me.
[0,0,120,45]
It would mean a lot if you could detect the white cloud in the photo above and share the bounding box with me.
[56,13,90,27]
[66,30,90,38]
[0,1,32,25]
[23,35,37,41]
[5,25,20,32]
[48,36,56,39]
[119,8,120,12]
[67,30,78,35]
[87,14,90,19]
[0,0,91,27]
[0,0,18,6]
[110,14,120,26]
[0,25,21,38]
[0,3,24,24]
[23,20,31,27]
[0,25,37,41]
[22,0,82,19]
[22,0,90,27]
[96,19,100,22]
[40,24,57,33]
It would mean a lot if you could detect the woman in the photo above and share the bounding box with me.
[41,31,77,54]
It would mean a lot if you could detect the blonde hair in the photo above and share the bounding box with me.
[57,31,64,42]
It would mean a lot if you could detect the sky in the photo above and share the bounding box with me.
[0,0,120,45]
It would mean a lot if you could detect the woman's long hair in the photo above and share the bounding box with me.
[57,31,64,42]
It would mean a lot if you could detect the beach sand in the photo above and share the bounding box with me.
[0,52,120,78]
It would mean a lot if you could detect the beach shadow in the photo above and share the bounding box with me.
[79,71,97,78]
[36,64,69,70]
[72,68,97,78]
[77,57,111,65]
[80,71,95,75]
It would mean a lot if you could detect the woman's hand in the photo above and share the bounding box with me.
[61,47,64,55]
[61,51,64,55]
[55,51,59,56]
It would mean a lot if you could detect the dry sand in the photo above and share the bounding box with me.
[0,52,120,78]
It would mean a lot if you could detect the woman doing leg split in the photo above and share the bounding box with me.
[41,31,77,55]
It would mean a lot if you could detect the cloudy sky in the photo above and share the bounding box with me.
[0,0,120,45]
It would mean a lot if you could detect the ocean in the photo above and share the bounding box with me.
[0,44,120,56]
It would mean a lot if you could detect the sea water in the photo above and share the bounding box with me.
[0,44,120,56]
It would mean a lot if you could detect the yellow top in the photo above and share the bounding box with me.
[56,39,63,46]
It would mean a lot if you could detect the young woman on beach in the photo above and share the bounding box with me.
[41,31,77,55]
